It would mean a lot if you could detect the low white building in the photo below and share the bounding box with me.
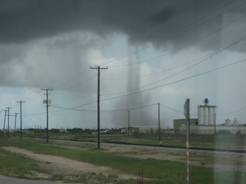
[173,99,246,135]
[174,119,246,135]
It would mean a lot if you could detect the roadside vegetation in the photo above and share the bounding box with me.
[44,131,246,151]
[1,137,246,184]
[0,147,51,179]
[20,128,246,151]
[0,137,135,184]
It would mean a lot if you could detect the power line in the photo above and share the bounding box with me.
[72,0,245,89]
[101,20,246,97]
[104,0,246,70]
[51,98,99,111]
[140,32,246,89]
[94,103,157,112]
[26,3,245,113]
[217,106,246,116]
[94,57,246,106]
[51,101,192,121]
[160,104,196,117]
[51,105,97,112]
[24,109,63,117]
[128,103,157,111]
[51,102,157,113]
[94,11,246,98]
[106,0,244,69]
[102,32,246,97]
[52,56,246,112]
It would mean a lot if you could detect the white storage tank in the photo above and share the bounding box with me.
[198,98,216,126]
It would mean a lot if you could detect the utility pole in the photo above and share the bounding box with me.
[6,107,11,137]
[17,100,25,139]
[157,103,161,141]
[90,66,108,149]
[127,110,130,136]
[3,110,7,133]
[213,110,216,135]
[184,99,190,184]
[14,112,18,133]
[41,88,53,143]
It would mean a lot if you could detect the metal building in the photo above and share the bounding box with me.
[198,98,216,126]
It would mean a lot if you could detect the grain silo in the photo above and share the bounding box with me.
[198,98,216,126]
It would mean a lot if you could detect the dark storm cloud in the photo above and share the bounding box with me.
[0,0,245,50]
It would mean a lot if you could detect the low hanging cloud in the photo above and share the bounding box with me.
[0,31,111,90]
[0,0,245,94]
[0,0,245,50]
[1,0,246,128]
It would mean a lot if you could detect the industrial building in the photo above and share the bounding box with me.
[174,99,246,135]
[128,127,159,135]
[173,118,198,134]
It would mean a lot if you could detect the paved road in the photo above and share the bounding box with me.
[0,176,73,184]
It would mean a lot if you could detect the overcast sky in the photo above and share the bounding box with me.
[0,0,246,129]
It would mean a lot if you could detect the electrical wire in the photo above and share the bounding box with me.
[93,57,246,106]
[50,56,246,112]
[217,106,246,116]
[102,31,246,97]
[74,0,245,89]
[107,0,243,69]
[25,1,246,114]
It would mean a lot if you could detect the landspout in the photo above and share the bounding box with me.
[112,44,152,129]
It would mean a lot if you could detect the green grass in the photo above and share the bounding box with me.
[1,137,246,184]
[0,138,136,184]
[0,147,47,178]
[47,132,246,151]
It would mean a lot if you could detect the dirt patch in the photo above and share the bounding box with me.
[2,146,136,180]
[24,170,51,179]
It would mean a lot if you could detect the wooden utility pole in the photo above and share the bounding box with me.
[6,107,11,137]
[14,112,18,135]
[17,100,25,139]
[14,113,17,130]
[41,89,53,143]
[3,110,7,133]
[127,110,130,136]
[90,66,108,149]
[184,99,190,184]
[157,103,161,141]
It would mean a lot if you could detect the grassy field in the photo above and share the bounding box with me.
[1,137,246,184]
[0,137,135,184]
[0,147,131,184]
[0,147,49,179]
[42,132,246,151]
